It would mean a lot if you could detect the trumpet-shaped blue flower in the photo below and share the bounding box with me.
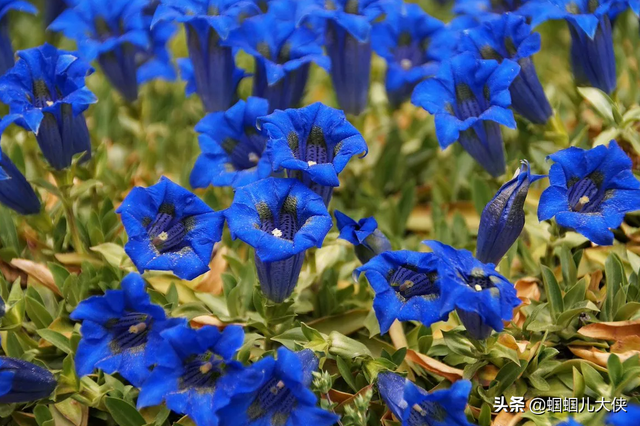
[412,52,520,178]
[259,103,368,205]
[50,0,176,103]
[424,240,521,340]
[608,404,640,426]
[520,0,616,94]
[224,178,332,302]
[190,97,271,189]
[371,3,446,107]
[0,357,56,404]
[377,372,474,426]
[476,161,545,265]
[335,210,391,264]
[44,0,68,28]
[153,0,259,112]
[355,250,457,335]
[0,0,37,76]
[217,347,339,426]
[0,44,96,170]
[538,141,640,246]
[138,324,246,426]
[461,13,553,124]
[0,147,41,215]
[228,9,329,112]
[117,176,225,280]
[298,0,386,115]
[70,273,185,386]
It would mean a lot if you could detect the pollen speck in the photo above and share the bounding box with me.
[307,161,317,166]
[474,284,483,292]
[199,362,213,374]
[401,59,413,70]
[272,228,283,238]
[248,152,259,163]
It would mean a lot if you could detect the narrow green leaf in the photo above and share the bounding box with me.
[104,397,146,426]
[541,266,563,320]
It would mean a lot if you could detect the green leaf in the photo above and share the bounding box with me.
[328,331,372,359]
[581,363,609,396]
[336,356,358,393]
[37,329,72,354]
[603,253,626,321]
[541,266,563,320]
[90,243,128,268]
[577,87,616,123]
[25,296,54,329]
[560,245,577,287]
[104,397,146,426]
[608,354,623,387]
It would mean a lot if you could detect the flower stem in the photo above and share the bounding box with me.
[53,170,85,254]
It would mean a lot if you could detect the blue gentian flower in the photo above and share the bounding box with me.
[371,3,447,107]
[0,0,37,76]
[190,97,271,189]
[224,178,332,303]
[227,8,329,112]
[519,0,617,94]
[259,103,368,205]
[538,141,640,246]
[378,372,474,426]
[217,347,339,426]
[0,357,56,404]
[117,176,225,281]
[476,161,545,265]
[461,13,553,124]
[0,44,96,170]
[50,0,177,103]
[424,240,521,340]
[44,0,68,28]
[453,0,528,17]
[299,0,386,115]
[70,273,185,387]
[354,250,457,335]
[138,324,246,426]
[608,404,640,426]
[412,52,520,178]
[0,148,41,215]
[153,0,259,112]
[335,210,391,264]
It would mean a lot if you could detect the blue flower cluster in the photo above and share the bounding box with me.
[71,272,338,426]
[50,0,176,103]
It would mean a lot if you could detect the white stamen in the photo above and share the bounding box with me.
[401,59,413,70]
[307,161,317,166]
[272,228,283,238]
[474,284,483,292]
[270,380,285,394]
[574,195,591,212]
[129,322,147,334]
[199,362,213,374]
[399,280,414,292]
[157,231,168,241]
[412,404,426,416]
[248,152,260,163]
[46,101,54,106]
